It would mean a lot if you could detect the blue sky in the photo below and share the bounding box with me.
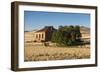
[24,11,90,31]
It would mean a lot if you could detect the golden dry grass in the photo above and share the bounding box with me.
[24,28,90,61]
[24,43,90,61]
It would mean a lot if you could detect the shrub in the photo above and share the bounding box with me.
[44,42,49,46]
[51,25,82,46]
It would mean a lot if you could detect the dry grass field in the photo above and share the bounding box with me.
[24,43,90,61]
[24,27,90,61]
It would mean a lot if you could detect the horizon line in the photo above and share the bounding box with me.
[24,25,90,32]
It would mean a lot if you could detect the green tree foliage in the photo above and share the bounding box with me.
[51,25,82,46]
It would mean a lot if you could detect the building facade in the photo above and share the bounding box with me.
[34,26,56,42]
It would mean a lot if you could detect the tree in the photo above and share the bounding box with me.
[51,25,82,46]
[51,31,57,43]
[51,30,65,45]
[75,26,81,40]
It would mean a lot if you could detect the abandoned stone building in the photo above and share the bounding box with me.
[34,26,56,42]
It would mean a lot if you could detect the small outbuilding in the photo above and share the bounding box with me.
[34,26,56,42]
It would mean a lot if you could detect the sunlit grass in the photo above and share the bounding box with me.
[24,43,90,61]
